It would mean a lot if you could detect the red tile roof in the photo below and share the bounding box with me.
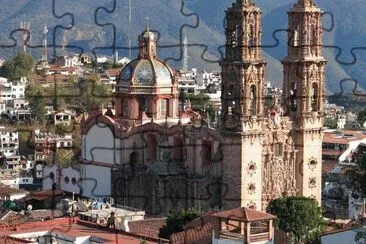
[0,218,164,244]
[170,222,214,244]
[22,189,64,201]
[212,207,276,222]
[128,218,166,239]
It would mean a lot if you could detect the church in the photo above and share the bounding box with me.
[80,0,325,215]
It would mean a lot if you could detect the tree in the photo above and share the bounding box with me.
[0,52,34,79]
[26,84,46,123]
[267,196,326,244]
[324,117,338,129]
[346,144,366,197]
[346,144,366,242]
[159,209,201,239]
[357,110,366,128]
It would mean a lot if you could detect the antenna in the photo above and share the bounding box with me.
[20,21,30,53]
[42,24,48,62]
[128,0,132,58]
[182,30,189,72]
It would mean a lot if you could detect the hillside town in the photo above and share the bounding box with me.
[1,0,366,244]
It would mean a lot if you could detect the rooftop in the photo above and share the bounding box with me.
[212,207,276,222]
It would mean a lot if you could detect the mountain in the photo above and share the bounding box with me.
[0,0,365,94]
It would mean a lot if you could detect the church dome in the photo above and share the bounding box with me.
[119,58,173,87]
[117,28,175,89]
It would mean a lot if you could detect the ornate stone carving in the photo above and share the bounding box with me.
[308,177,316,189]
[247,161,257,176]
[308,158,317,171]
[248,183,256,195]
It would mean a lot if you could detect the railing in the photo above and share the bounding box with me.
[249,232,270,242]
[219,231,245,241]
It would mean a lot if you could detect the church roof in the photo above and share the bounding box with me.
[119,58,173,87]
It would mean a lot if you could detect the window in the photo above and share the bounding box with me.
[122,99,128,117]
[71,177,77,185]
[311,83,318,111]
[274,143,282,156]
[139,98,147,112]
[64,176,70,184]
[160,99,169,118]
[49,172,54,180]
[249,85,256,115]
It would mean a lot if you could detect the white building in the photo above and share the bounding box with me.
[0,126,19,157]
[43,165,81,194]
[0,81,25,103]
[54,55,81,67]
[321,227,366,244]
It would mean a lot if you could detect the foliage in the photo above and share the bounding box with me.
[357,110,366,128]
[25,83,46,123]
[324,117,338,129]
[180,91,216,121]
[159,209,202,239]
[0,52,34,79]
[267,196,326,244]
[346,144,366,197]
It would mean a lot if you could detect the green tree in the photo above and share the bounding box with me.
[324,117,338,129]
[357,110,366,128]
[78,75,112,112]
[346,144,366,197]
[267,196,326,244]
[159,209,201,239]
[0,52,34,79]
[25,84,46,123]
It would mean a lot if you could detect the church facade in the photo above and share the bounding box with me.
[80,0,325,215]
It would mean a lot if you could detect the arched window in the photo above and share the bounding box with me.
[249,85,257,115]
[274,143,282,157]
[290,82,297,111]
[129,152,138,167]
[249,25,255,47]
[160,99,169,118]
[173,135,184,162]
[139,98,147,113]
[311,83,319,111]
[122,99,128,117]
[202,139,213,165]
[309,24,316,46]
[293,25,300,47]
[147,134,156,162]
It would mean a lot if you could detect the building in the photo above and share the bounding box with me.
[54,55,81,67]
[169,207,276,244]
[0,81,25,104]
[0,126,19,157]
[322,130,366,166]
[81,0,325,214]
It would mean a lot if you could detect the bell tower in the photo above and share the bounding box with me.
[220,0,266,210]
[221,0,266,131]
[282,0,326,203]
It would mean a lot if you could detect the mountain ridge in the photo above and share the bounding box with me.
[0,0,364,93]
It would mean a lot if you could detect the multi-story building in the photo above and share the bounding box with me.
[0,81,25,103]
[34,130,73,162]
[0,126,19,157]
[54,55,81,67]
[322,130,366,166]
